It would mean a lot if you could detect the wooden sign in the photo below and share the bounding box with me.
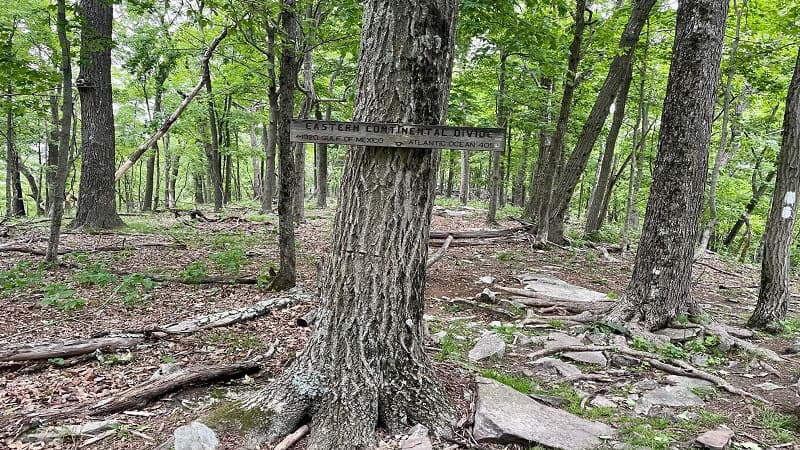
[291,119,505,152]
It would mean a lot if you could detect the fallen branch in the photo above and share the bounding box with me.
[449,298,520,320]
[274,424,310,450]
[693,260,744,279]
[3,295,309,362]
[27,361,260,421]
[429,226,531,240]
[528,344,767,403]
[426,234,453,268]
[114,28,229,181]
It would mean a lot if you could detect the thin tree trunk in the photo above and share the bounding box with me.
[251,125,263,200]
[459,98,470,205]
[724,169,775,247]
[585,64,633,235]
[695,0,745,258]
[512,132,530,207]
[549,0,656,243]
[748,47,800,330]
[487,50,507,224]
[269,0,299,290]
[5,89,25,217]
[261,27,278,214]
[46,0,74,264]
[607,0,728,329]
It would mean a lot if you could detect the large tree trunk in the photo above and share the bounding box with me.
[46,0,74,264]
[606,0,728,330]
[224,1,459,448]
[72,0,124,229]
[748,47,800,330]
[584,64,633,235]
[548,0,656,243]
[268,0,299,290]
[695,0,745,257]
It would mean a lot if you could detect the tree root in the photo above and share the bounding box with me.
[528,344,767,404]
[273,424,310,450]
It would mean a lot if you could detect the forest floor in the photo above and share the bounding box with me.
[0,203,798,450]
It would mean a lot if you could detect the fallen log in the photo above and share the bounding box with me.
[27,361,260,421]
[2,294,309,362]
[428,226,531,240]
[0,336,144,362]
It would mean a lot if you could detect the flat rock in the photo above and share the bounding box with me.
[174,422,219,450]
[400,424,432,450]
[544,332,583,349]
[665,375,714,389]
[473,377,613,449]
[563,351,607,366]
[635,385,704,415]
[469,333,506,362]
[479,276,495,284]
[655,327,701,342]
[610,354,640,368]
[696,427,734,450]
[516,273,610,302]
[754,382,784,391]
[590,395,617,408]
[531,357,582,378]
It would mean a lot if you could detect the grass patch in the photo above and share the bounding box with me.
[758,407,799,443]
[481,369,533,394]
[617,416,674,450]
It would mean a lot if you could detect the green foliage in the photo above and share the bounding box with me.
[481,369,533,394]
[436,334,465,361]
[73,263,117,287]
[210,246,247,275]
[617,416,674,450]
[114,274,159,306]
[0,261,44,296]
[41,283,85,312]
[96,351,134,365]
[758,407,799,443]
[178,261,208,284]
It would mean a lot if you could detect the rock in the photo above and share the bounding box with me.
[531,357,582,378]
[479,276,495,284]
[635,385,704,415]
[478,288,497,303]
[753,382,784,391]
[22,420,120,443]
[516,273,611,302]
[489,320,502,328]
[634,379,659,391]
[174,422,219,450]
[611,354,640,368]
[587,333,608,345]
[473,377,613,449]
[655,327,701,342]
[430,330,447,345]
[529,393,571,408]
[513,332,534,346]
[469,333,506,362]
[695,427,734,450]
[665,375,714,390]
[590,395,617,408]
[400,424,432,450]
[783,341,800,354]
[691,353,710,367]
[544,332,584,349]
[563,351,608,366]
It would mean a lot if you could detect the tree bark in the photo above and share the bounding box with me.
[748,47,800,330]
[226,1,459,448]
[268,0,299,290]
[723,168,775,247]
[46,0,74,264]
[487,50,507,224]
[459,98,470,205]
[695,0,745,257]
[5,90,25,217]
[203,69,224,211]
[585,63,633,235]
[606,0,728,330]
[72,0,124,229]
[261,28,279,213]
[529,1,585,239]
[548,0,656,243]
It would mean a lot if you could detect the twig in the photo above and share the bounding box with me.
[273,424,310,450]
[693,260,743,278]
[427,234,454,268]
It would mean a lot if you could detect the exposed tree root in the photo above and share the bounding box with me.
[528,344,767,403]
[426,234,454,268]
[702,321,787,363]
[273,424,310,450]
